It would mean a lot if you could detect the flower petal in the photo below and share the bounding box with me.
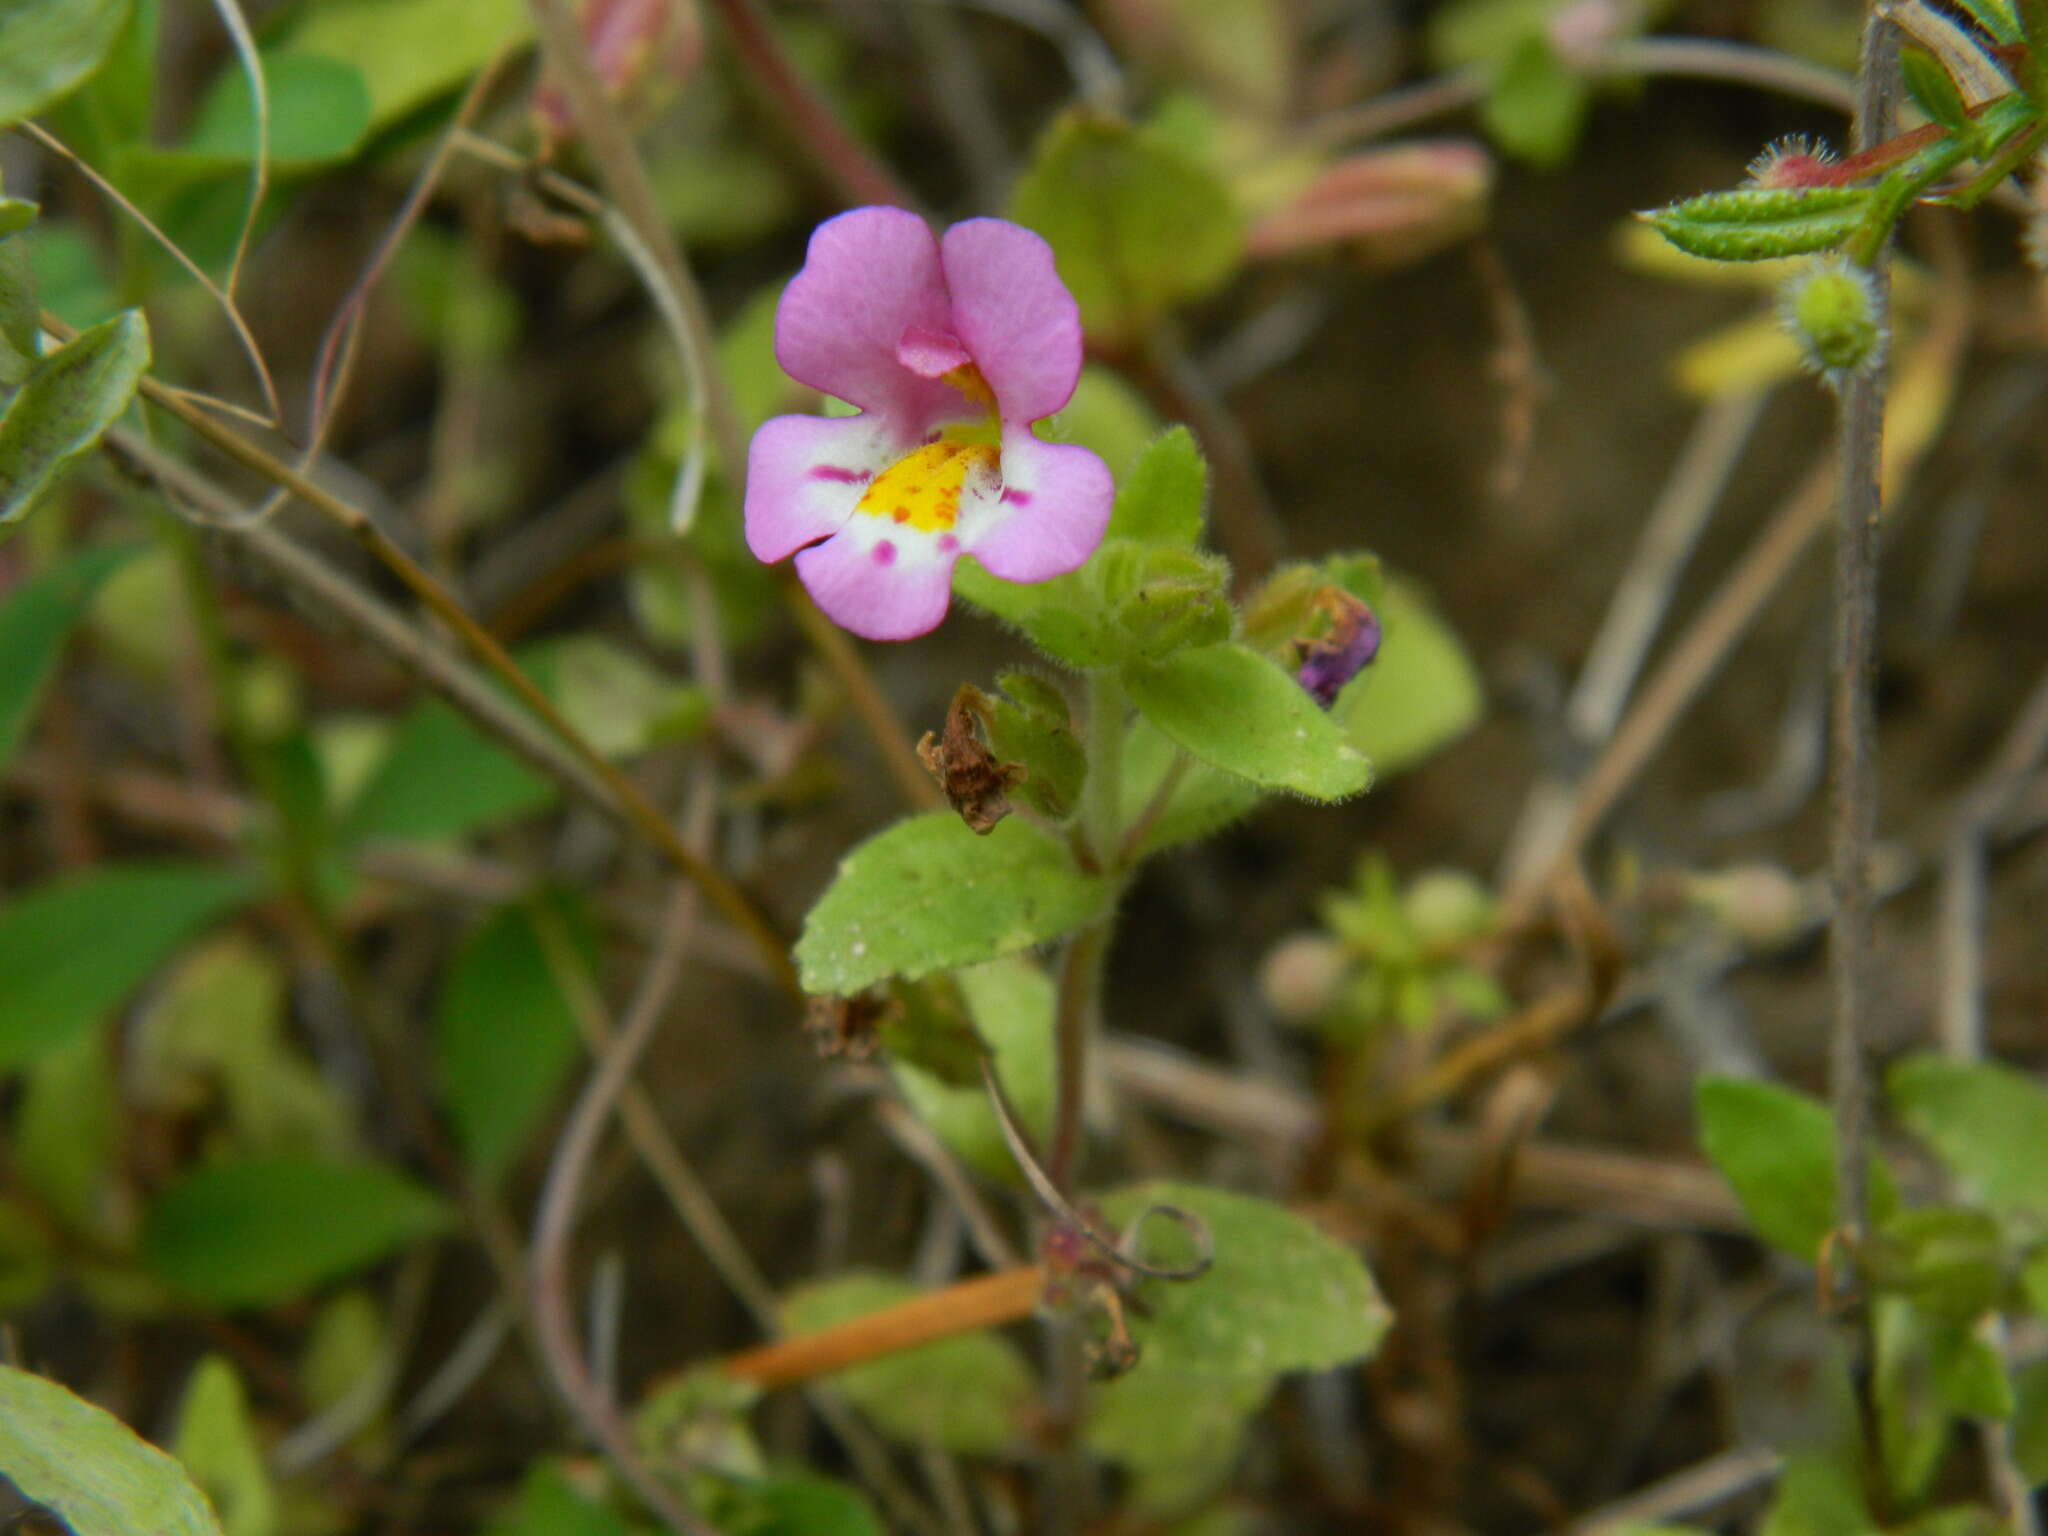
[940,218,1084,424]
[794,520,962,641]
[962,432,1113,584]
[775,207,963,428]
[744,412,909,563]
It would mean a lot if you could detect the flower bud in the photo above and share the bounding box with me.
[1402,869,1496,945]
[1778,255,1887,387]
[1259,934,1352,1023]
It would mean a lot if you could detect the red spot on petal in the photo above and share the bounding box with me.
[938,534,959,553]
[873,541,897,565]
[893,507,910,523]
[1001,487,1032,506]
[811,465,868,484]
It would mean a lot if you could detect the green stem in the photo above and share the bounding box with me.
[1082,672,1126,874]
[1045,920,1110,1195]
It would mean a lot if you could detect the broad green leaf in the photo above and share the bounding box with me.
[1086,1367,1269,1514]
[30,221,117,330]
[42,0,156,160]
[1873,1293,1957,1508]
[0,309,149,526]
[0,1363,225,1536]
[891,957,1056,1183]
[0,861,257,1073]
[1872,1206,2004,1320]
[1929,1321,2012,1420]
[131,935,355,1160]
[172,1358,275,1536]
[957,538,1230,670]
[1484,37,1588,167]
[143,1159,450,1307]
[1331,580,1480,777]
[277,0,531,130]
[434,897,592,1180]
[337,697,553,847]
[1009,109,1240,346]
[796,813,1113,995]
[0,542,138,769]
[2014,1359,2048,1487]
[1644,187,1872,263]
[181,51,371,168]
[1761,1454,1874,1536]
[1124,643,1373,801]
[300,1289,386,1418]
[781,1272,1034,1453]
[1095,1181,1392,1379]
[15,1032,124,1240]
[1696,1078,1836,1261]
[1119,715,1263,857]
[1107,428,1207,548]
[0,0,131,128]
[1889,1054,2048,1225]
[714,1470,886,1536]
[0,198,36,388]
[486,1463,630,1536]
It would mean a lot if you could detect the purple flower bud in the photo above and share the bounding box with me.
[1293,591,1381,709]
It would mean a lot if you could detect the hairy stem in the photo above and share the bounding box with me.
[1829,0,1896,1288]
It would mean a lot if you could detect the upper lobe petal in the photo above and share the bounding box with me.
[940,218,1084,425]
[775,207,963,429]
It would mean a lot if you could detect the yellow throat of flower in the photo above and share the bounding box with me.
[854,439,1001,534]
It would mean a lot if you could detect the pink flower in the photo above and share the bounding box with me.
[744,207,1114,641]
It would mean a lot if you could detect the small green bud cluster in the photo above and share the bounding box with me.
[1776,254,1888,388]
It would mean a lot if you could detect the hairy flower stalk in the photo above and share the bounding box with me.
[745,207,1113,640]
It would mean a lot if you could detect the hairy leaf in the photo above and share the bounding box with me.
[0,309,149,526]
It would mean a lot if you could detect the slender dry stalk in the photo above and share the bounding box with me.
[1827,1,1898,1281]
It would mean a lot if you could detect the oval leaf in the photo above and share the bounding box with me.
[1889,1054,2048,1224]
[0,542,139,770]
[0,308,150,526]
[0,0,131,128]
[0,861,258,1073]
[796,813,1112,995]
[0,1362,225,1536]
[1644,186,1870,263]
[1696,1077,1837,1261]
[781,1272,1035,1454]
[1123,643,1372,801]
[143,1158,450,1307]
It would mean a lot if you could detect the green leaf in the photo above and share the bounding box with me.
[1928,1321,2012,1420]
[1095,1182,1392,1379]
[0,861,257,1073]
[1124,643,1373,801]
[337,697,554,847]
[0,308,149,526]
[890,957,1056,1183]
[0,1363,226,1536]
[985,671,1085,820]
[2013,1359,2048,1487]
[143,1159,450,1307]
[434,897,592,1180]
[1871,1206,2005,1321]
[1107,427,1207,548]
[0,542,138,769]
[1761,1454,1875,1536]
[1086,1367,1269,1514]
[0,0,131,128]
[1483,36,1589,168]
[781,1272,1034,1454]
[42,0,155,160]
[171,1358,275,1536]
[714,1470,885,1536]
[956,538,1230,670]
[487,1463,630,1536]
[181,51,371,169]
[795,813,1113,995]
[1331,580,1481,777]
[1009,109,1240,346]
[0,197,37,389]
[276,0,531,131]
[1889,1054,2048,1225]
[1873,1293,1957,1508]
[15,1032,124,1240]
[1901,47,1971,135]
[1696,1077,1838,1261]
[1119,714,1263,857]
[1644,187,1872,263]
